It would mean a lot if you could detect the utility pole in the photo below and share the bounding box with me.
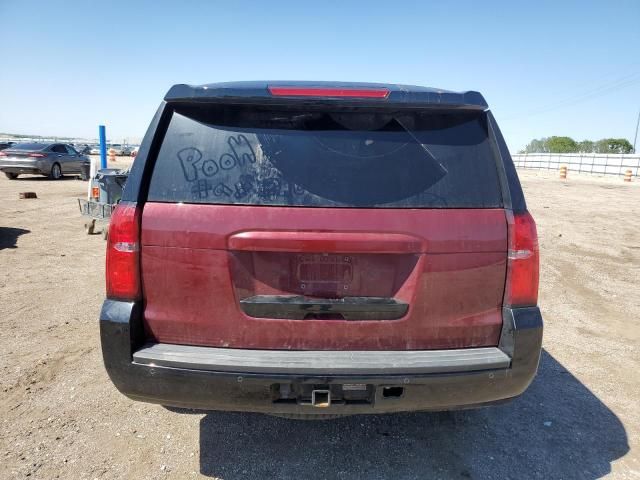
[633,107,640,154]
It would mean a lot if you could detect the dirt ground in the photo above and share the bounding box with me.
[1,166,639,479]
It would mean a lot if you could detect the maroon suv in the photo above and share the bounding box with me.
[100,81,542,417]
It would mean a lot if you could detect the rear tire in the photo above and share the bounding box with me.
[49,163,62,180]
[4,172,18,180]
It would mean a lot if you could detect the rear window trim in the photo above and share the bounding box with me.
[143,200,504,210]
[167,99,488,113]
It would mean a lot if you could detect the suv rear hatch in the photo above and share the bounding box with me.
[138,90,507,350]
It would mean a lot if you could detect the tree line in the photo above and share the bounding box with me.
[521,137,634,154]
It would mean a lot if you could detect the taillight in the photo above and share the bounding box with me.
[106,202,141,300]
[0,151,7,157]
[268,86,390,98]
[504,211,539,307]
[29,153,47,158]
[91,187,100,199]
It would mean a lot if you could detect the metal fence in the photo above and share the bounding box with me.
[0,135,141,147]
[512,153,640,177]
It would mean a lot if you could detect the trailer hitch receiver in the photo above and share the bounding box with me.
[311,389,331,408]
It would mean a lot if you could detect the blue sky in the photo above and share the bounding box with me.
[0,0,639,152]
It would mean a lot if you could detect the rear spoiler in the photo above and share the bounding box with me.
[164,81,488,110]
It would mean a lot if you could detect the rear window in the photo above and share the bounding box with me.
[8,142,47,151]
[147,106,503,208]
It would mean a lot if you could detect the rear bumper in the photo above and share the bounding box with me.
[0,159,48,175]
[0,166,43,174]
[100,300,543,414]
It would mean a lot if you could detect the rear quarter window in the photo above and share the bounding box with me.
[147,107,503,208]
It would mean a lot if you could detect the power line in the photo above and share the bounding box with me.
[505,71,640,120]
